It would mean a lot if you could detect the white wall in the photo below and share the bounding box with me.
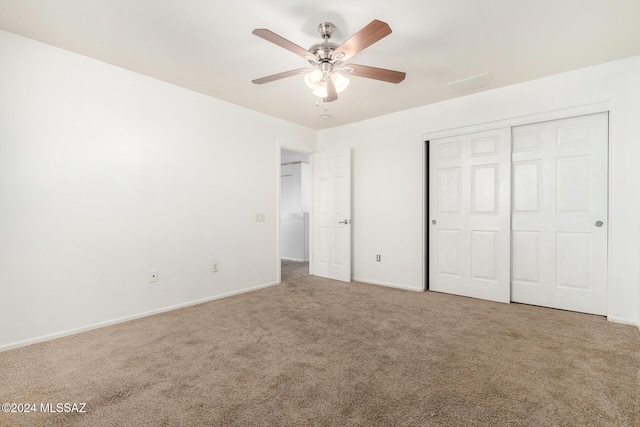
[281,149,311,164]
[280,213,309,261]
[0,30,315,350]
[317,55,640,326]
[280,162,310,214]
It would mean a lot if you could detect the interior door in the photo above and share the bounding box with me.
[311,149,351,282]
[429,128,511,302]
[511,113,608,315]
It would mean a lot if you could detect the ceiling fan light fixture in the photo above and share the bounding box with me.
[306,70,349,98]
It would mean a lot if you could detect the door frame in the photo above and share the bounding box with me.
[422,102,613,316]
[277,144,313,284]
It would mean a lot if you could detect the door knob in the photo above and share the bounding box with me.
[432,220,437,225]
[338,219,351,224]
[595,221,603,227]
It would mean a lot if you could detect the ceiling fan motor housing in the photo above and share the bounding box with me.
[309,42,337,62]
[308,22,339,64]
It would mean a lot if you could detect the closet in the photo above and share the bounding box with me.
[429,112,608,315]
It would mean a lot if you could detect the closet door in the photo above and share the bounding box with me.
[429,128,511,303]
[511,113,608,315]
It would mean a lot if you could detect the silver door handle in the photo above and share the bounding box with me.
[338,219,351,224]
[595,221,604,227]
[432,220,437,225]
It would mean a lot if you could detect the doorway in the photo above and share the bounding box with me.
[280,148,311,274]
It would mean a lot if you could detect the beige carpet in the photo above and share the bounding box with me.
[1,260,639,426]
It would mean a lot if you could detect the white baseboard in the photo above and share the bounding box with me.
[352,277,423,292]
[0,281,279,353]
[607,315,640,331]
[281,257,308,262]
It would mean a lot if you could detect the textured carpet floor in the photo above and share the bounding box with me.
[1,260,639,426]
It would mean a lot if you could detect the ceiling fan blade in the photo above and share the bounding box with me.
[345,64,406,83]
[325,79,338,102]
[252,29,315,61]
[332,20,392,62]
[252,68,309,84]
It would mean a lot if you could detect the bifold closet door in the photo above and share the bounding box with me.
[511,113,608,315]
[429,128,511,303]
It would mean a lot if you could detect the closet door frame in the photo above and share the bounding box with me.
[422,102,612,316]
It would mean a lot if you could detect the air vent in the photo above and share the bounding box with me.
[448,73,495,94]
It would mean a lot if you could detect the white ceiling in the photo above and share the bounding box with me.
[1,0,639,130]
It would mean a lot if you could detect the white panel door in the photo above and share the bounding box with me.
[429,128,511,303]
[511,113,608,315]
[311,149,351,282]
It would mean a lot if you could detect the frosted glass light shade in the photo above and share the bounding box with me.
[331,73,350,93]
[312,82,328,98]
[304,69,323,90]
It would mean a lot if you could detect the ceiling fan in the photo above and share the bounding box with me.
[251,19,406,103]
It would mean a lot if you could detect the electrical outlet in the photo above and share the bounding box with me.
[149,270,158,283]
[212,260,219,272]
